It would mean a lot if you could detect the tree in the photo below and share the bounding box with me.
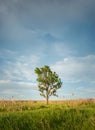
[35,65,62,104]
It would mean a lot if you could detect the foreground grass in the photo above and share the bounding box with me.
[0,99,95,130]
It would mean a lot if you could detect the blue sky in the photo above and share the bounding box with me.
[0,0,95,100]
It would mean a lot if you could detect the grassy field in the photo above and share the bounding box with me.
[0,99,95,130]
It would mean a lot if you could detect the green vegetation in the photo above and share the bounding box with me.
[35,65,62,104]
[0,99,95,130]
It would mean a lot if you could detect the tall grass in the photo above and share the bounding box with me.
[0,99,95,130]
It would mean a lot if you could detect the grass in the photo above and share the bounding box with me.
[0,99,95,130]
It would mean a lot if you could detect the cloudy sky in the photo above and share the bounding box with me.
[0,0,95,100]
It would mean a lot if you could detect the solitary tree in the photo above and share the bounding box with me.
[35,65,62,104]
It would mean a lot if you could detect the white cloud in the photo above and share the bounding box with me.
[0,80,10,84]
[51,55,95,83]
[17,81,37,90]
[53,42,75,57]
[0,80,37,89]
[0,50,39,82]
[0,80,38,99]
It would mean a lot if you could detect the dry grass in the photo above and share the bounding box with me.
[0,98,95,112]
[0,99,95,130]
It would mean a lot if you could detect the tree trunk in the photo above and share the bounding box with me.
[46,95,49,105]
[46,89,49,105]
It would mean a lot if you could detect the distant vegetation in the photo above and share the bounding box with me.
[0,99,95,130]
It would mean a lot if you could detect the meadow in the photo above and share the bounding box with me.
[0,99,95,130]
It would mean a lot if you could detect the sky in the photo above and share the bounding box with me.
[0,0,95,100]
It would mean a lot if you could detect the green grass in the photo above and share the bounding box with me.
[0,100,95,130]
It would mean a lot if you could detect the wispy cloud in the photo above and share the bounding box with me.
[0,79,38,99]
[0,49,40,99]
[51,55,95,83]
[0,49,39,81]
[0,80,10,84]
[0,0,95,100]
